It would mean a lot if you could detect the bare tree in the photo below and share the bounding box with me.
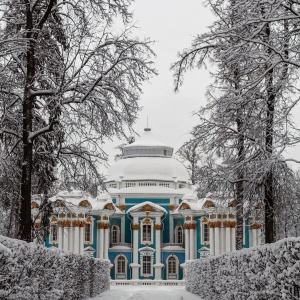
[0,0,156,241]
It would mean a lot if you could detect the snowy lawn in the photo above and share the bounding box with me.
[88,285,203,300]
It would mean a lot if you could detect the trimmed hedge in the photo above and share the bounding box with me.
[0,235,110,299]
[186,237,300,299]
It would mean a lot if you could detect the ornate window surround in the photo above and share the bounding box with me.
[140,218,154,245]
[114,254,128,279]
[174,224,183,244]
[139,247,155,277]
[166,254,179,280]
[111,224,120,244]
[201,217,210,244]
[84,216,94,244]
[49,223,58,244]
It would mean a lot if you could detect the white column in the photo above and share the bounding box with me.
[131,217,140,279]
[58,225,63,249]
[225,226,231,252]
[185,226,190,260]
[154,217,163,280]
[96,222,100,258]
[104,225,109,259]
[231,227,236,251]
[63,226,69,251]
[69,226,73,252]
[121,216,125,243]
[251,229,257,247]
[169,214,174,243]
[99,225,104,259]
[221,227,226,254]
[214,227,220,256]
[189,226,195,260]
[209,227,215,256]
[257,228,262,245]
[79,226,84,254]
[74,225,80,254]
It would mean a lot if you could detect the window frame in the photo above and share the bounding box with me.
[174,225,183,244]
[114,254,128,279]
[201,219,210,244]
[140,219,154,245]
[84,220,93,244]
[141,255,153,276]
[50,224,58,244]
[166,255,179,279]
[111,224,120,244]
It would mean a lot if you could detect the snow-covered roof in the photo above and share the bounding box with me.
[127,201,167,214]
[162,245,185,251]
[105,157,190,182]
[123,128,170,149]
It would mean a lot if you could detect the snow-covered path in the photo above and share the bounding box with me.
[88,285,203,300]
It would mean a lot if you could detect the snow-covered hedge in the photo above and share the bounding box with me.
[186,237,300,299]
[0,235,110,299]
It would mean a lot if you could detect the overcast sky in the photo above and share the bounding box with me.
[103,0,300,169]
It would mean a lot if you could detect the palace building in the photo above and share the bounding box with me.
[32,128,262,280]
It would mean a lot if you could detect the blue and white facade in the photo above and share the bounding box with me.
[32,128,262,280]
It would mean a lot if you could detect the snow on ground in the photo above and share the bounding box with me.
[88,285,203,300]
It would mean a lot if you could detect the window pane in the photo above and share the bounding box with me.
[143,256,151,275]
[85,224,91,242]
[143,224,151,241]
[117,256,125,273]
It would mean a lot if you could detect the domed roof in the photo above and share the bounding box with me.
[122,128,173,158]
[105,128,190,183]
[105,156,190,182]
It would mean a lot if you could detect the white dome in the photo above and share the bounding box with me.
[105,157,190,182]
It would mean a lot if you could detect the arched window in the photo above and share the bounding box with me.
[167,255,178,279]
[201,217,209,244]
[140,218,153,245]
[174,224,183,244]
[111,225,120,244]
[85,223,92,243]
[114,255,127,279]
[50,224,58,243]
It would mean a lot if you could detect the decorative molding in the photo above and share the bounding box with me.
[86,216,93,223]
[54,200,63,207]
[31,202,39,208]
[229,200,237,207]
[186,216,191,221]
[143,218,152,224]
[139,204,155,212]
[223,214,227,219]
[217,214,222,219]
[50,216,58,223]
[132,223,139,230]
[59,213,66,218]
[78,213,84,218]
[72,220,86,227]
[119,204,126,211]
[184,223,196,229]
[223,221,236,228]
[168,205,175,211]
[79,200,91,207]
[113,221,118,226]
[104,203,114,210]
[250,223,262,229]
[203,200,215,208]
[192,216,196,220]
[176,221,182,226]
[103,215,108,220]
[210,214,216,219]
[103,223,110,229]
[155,224,162,230]
[180,203,190,210]
[208,221,222,228]
[34,222,41,229]
[97,222,104,229]
[229,213,235,219]
[202,217,208,223]
[58,220,71,227]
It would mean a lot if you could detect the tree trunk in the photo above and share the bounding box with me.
[19,3,35,242]
[236,115,244,250]
[264,22,275,244]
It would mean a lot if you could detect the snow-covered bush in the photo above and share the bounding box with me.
[186,237,300,299]
[0,235,110,299]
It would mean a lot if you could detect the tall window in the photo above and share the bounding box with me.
[112,225,120,244]
[117,256,125,273]
[142,256,151,275]
[142,224,152,242]
[167,256,178,279]
[50,224,58,243]
[203,223,209,243]
[177,226,183,244]
[85,223,92,243]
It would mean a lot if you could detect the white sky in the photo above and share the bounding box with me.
[102,0,300,169]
